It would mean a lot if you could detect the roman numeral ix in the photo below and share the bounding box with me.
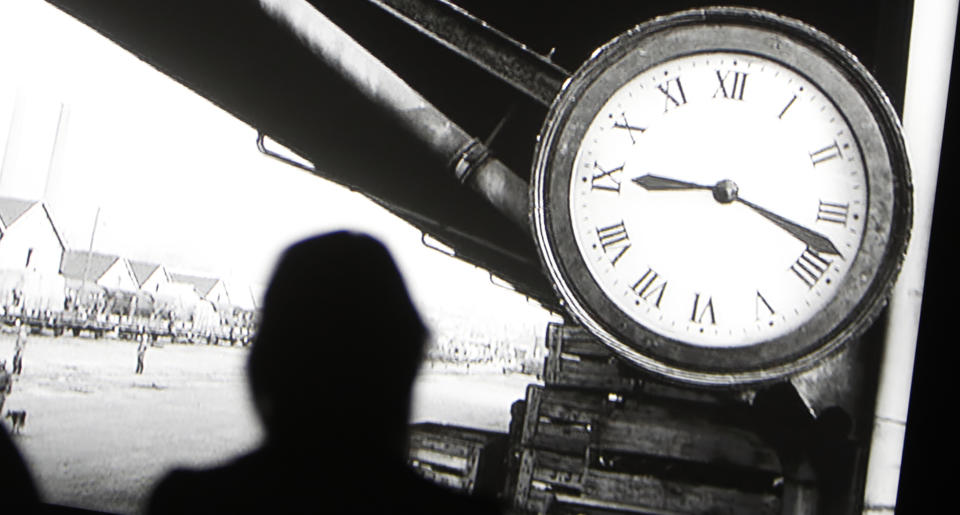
[591,162,624,193]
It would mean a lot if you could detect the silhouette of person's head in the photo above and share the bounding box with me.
[247,231,427,459]
[148,233,502,515]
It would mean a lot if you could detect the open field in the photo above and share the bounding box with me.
[0,333,535,514]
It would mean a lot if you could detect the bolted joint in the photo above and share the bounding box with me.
[450,139,492,184]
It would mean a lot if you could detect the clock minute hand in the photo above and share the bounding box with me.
[736,196,841,256]
[633,174,841,256]
[632,174,713,191]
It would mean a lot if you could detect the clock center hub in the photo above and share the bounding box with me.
[712,179,739,204]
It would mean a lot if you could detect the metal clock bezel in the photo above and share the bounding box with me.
[531,7,912,386]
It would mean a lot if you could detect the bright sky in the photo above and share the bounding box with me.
[0,2,557,339]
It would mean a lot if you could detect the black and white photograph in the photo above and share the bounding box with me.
[0,1,953,514]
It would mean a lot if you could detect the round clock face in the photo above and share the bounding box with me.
[532,8,911,385]
[570,51,867,348]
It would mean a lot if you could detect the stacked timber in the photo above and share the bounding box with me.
[407,422,508,499]
[509,323,790,514]
[405,322,831,513]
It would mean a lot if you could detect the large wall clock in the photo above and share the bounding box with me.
[532,7,912,386]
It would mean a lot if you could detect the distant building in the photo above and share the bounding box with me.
[0,197,67,314]
[169,272,230,306]
[60,249,138,292]
[0,197,65,275]
[224,281,260,312]
[129,260,170,293]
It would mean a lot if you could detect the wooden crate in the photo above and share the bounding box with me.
[591,398,782,474]
[511,443,780,514]
[551,468,781,515]
[512,383,787,514]
[407,422,508,498]
[521,384,615,455]
[543,323,637,392]
[513,448,586,513]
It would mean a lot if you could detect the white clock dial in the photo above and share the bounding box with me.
[533,8,910,385]
[569,52,867,348]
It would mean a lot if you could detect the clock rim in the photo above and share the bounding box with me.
[531,7,912,387]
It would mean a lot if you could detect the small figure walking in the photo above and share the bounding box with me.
[0,360,11,414]
[136,334,148,375]
[12,319,26,376]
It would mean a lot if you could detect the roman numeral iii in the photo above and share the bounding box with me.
[816,200,850,225]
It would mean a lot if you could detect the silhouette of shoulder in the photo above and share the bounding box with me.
[148,233,503,515]
[0,426,40,512]
[148,447,502,514]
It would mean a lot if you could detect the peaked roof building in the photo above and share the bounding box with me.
[61,250,119,282]
[0,197,66,277]
[0,197,37,229]
[169,272,217,297]
[130,261,159,286]
[0,197,65,247]
[60,250,138,291]
[170,272,230,305]
[129,260,169,287]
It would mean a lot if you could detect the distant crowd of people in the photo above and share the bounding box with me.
[1,232,504,514]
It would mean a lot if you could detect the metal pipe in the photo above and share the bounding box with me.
[259,0,530,234]
[862,2,957,513]
[366,0,569,106]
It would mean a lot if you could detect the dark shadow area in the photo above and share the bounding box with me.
[145,232,502,514]
[0,406,40,513]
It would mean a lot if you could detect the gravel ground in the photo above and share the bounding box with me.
[0,332,534,514]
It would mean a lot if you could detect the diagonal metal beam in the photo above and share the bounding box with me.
[368,0,570,106]
[261,0,531,233]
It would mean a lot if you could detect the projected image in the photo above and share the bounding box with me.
[0,4,554,513]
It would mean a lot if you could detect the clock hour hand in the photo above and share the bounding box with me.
[632,174,713,191]
[735,197,841,256]
[633,174,841,256]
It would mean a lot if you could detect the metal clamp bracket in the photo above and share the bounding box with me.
[449,138,491,184]
[256,131,316,173]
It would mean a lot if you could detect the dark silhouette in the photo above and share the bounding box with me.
[0,423,40,513]
[147,232,502,514]
[0,361,10,413]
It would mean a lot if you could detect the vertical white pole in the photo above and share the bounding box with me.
[43,102,69,201]
[82,206,101,285]
[863,2,957,513]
